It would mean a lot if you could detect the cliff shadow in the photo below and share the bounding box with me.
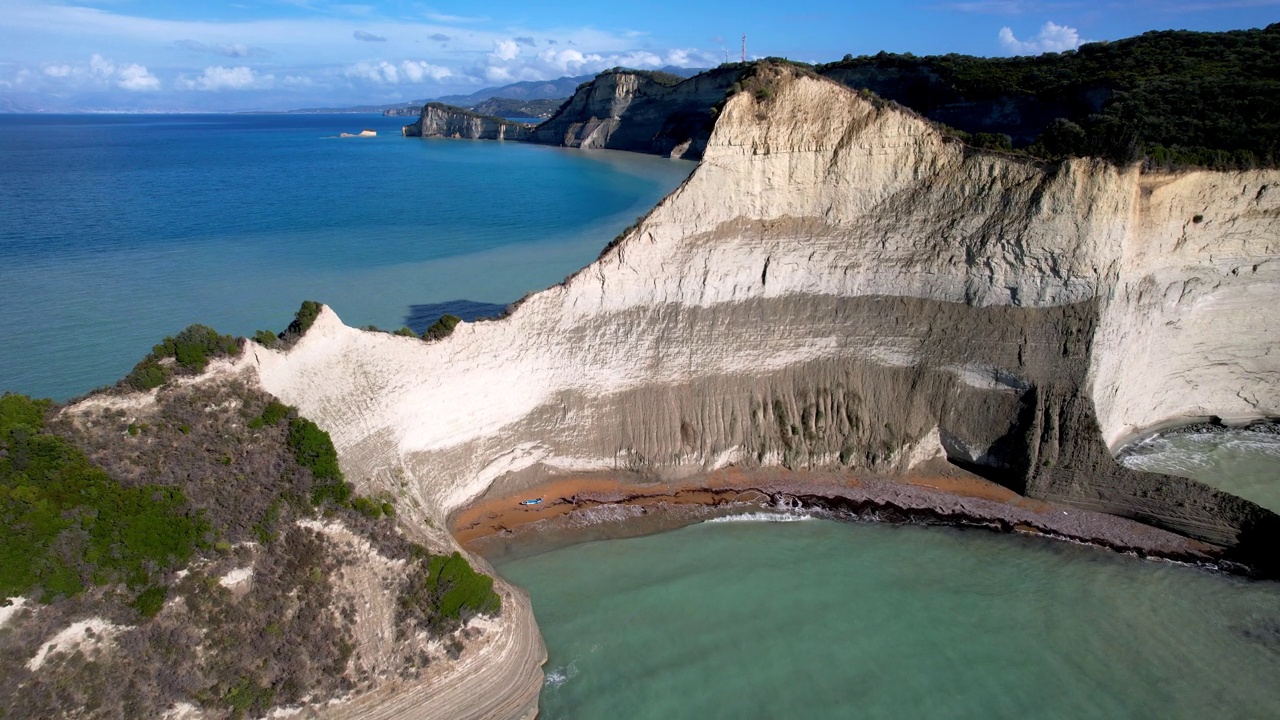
[404,300,508,334]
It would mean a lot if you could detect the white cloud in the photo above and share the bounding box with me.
[88,54,159,90]
[44,64,73,77]
[117,63,160,91]
[89,54,116,78]
[534,48,601,75]
[344,59,451,84]
[180,66,271,91]
[999,21,1084,54]
[491,39,520,61]
[353,30,386,42]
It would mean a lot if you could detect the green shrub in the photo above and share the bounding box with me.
[351,496,383,518]
[394,326,417,337]
[132,585,168,617]
[252,330,277,347]
[152,325,240,372]
[120,324,239,391]
[220,677,274,720]
[123,359,171,391]
[286,417,350,506]
[0,393,48,435]
[248,400,291,429]
[402,551,501,627]
[0,395,204,600]
[422,314,462,341]
[280,300,323,346]
[427,552,501,619]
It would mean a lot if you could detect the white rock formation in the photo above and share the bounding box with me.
[253,68,1278,529]
[241,66,1280,719]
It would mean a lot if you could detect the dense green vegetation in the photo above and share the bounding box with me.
[122,324,241,391]
[0,393,203,601]
[423,102,532,127]
[470,96,563,119]
[285,416,352,506]
[600,67,686,87]
[401,551,501,630]
[422,313,462,341]
[277,299,322,348]
[816,25,1280,168]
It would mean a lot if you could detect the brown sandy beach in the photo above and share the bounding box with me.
[451,461,1224,567]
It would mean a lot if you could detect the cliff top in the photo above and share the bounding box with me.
[422,102,534,127]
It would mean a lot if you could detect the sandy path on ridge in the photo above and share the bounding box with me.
[320,581,545,720]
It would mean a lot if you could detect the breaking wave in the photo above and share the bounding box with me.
[705,511,815,524]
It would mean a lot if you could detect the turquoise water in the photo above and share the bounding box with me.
[0,114,692,400]
[497,518,1280,719]
[1120,429,1280,514]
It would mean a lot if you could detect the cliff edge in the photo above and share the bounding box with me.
[259,66,1279,556]
[402,103,533,141]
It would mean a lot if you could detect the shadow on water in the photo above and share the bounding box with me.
[403,300,508,334]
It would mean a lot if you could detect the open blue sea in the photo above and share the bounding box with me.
[0,113,693,400]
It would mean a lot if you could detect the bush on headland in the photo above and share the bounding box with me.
[277,300,323,348]
[422,314,462,341]
[401,551,501,630]
[121,324,241,391]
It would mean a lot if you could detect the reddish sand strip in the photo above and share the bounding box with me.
[450,464,1214,568]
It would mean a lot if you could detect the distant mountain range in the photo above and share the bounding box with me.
[288,66,708,116]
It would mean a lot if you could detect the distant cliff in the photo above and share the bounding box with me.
[384,105,421,117]
[402,103,534,140]
[259,65,1279,564]
[531,68,742,159]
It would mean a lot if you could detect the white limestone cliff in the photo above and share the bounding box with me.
[254,68,1278,527]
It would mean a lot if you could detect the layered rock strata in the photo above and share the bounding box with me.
[530,68,741,159]
[260,66,1279,558]
[402,103,533,140]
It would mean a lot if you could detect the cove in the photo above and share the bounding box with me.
[495,516,1280,719]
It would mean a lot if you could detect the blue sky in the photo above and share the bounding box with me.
[0,0,1276,111]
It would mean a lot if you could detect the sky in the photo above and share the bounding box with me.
[0,0,1276,112]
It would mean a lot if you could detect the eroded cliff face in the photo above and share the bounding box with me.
[530,69,740,159]
[255,67,1279,553]
[403,103,533,141]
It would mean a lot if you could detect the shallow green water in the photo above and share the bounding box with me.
[496,518,1280,719]
[1120,428,1280,513]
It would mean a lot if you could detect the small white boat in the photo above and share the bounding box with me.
[519,497,543,506]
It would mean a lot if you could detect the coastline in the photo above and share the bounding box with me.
[452,461,1224,570]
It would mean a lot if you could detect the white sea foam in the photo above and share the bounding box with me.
[1118,428,1280,513]
[544,662,579,689]
[705,512,814,524]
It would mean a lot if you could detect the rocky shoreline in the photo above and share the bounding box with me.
[452,464,1251,576]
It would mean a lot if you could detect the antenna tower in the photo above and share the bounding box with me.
[741,34,746,63]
